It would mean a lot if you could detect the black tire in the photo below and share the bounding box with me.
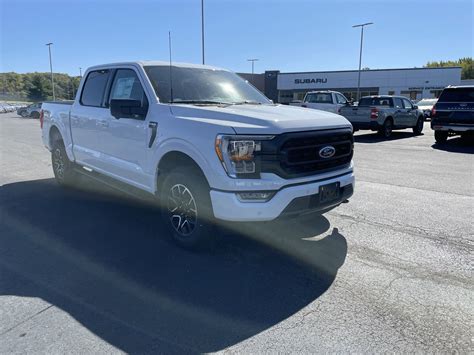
[31,111,40,119]
[159,166,214,249]
[51,139,77,186]
[20,111,29,118]
[434,130,448,144]
[378,118,393,138]
[413,117,424,135]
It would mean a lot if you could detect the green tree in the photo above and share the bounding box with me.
[424,57,473,79]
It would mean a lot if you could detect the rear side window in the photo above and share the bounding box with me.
[438,88,474,103]
[305,93,333,103]
[80,70,110,107]
[336,94,347,104]
[358,97,393,107]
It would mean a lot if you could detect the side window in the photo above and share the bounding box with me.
[109,69,148,105]
[80,70,110,107]
[393,98,403,109]
[109,69,149,119]
[336,94,347,104]
[402,99,413,109]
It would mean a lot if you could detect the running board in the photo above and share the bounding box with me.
[73,165,156,204]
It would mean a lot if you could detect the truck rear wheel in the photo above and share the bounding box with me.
[52,140,77,186]
[159,166,214,249]
[434,130,448,144]
[378,118,393,138]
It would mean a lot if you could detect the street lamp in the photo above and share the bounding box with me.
[352,22,373,101]
[79,67,82,78]
[247,58,259,76]
[45,42,55,101]
[201,0,205,64]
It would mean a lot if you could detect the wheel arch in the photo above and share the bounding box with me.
[155,151,210,195]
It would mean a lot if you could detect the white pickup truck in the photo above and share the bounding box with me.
[41,61,355,248]
[290,91,350,114]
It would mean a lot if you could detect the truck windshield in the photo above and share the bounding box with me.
[358,97,393,106]
[304,93,332,103]
[144,65,271,105]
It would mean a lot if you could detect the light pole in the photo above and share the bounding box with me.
[45,42,55,101]
[201,0,205,64]
[352,22,373,101]
[247,58,259,76]
[79,67,82,78]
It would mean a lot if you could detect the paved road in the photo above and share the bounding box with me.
[1,112,473,353]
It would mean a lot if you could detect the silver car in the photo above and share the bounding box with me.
[17,103,42,118]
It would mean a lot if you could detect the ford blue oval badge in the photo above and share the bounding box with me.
[319,146,336,158]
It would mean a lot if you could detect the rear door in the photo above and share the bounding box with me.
[392,98,406,126]
[96,67,151,189]
[70,69,111,167]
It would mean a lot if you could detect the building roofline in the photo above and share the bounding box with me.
[276,66,462,75]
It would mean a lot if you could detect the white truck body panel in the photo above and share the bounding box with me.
[42,61,355,222]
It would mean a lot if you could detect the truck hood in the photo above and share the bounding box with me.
[170,104,352,134]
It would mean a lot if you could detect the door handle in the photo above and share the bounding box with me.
[148,121,158,148]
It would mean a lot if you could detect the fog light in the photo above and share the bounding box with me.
[237,191,275,202]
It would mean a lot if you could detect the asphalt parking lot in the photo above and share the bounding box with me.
[1,112,473,353]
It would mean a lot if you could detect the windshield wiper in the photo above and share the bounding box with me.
[232,100,262,105]
[171,100,232,105]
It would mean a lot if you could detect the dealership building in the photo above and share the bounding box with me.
[240,66,463,104]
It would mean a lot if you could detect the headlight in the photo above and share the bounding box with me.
[215,135,274,178]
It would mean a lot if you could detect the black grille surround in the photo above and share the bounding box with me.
[258,128,353,179]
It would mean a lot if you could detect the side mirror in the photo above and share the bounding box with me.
[110,99,147,119]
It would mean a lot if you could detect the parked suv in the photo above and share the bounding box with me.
[339,95,425,138]
[17,102,42,118]
[41,61,355,248]
[431,86,474,143]
[291,90,349,114]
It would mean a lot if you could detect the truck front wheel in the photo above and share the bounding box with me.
[434,130,448,144]
[159,166,214,249]
[52,140,77,186]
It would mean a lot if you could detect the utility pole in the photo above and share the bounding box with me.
[247,58,259,76]
[45,42,56,100]
[352,22,373,101]
[201,0,205,64]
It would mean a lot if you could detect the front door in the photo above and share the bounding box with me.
[392,97,406,126]
[402,98,417,126]
[95,68,152,190]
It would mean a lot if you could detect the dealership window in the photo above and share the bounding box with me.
[388,91,395,95]
[430,90,443,98]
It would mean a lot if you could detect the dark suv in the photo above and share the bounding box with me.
[431,86,474,143]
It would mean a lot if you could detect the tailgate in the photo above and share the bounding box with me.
[434,102,474,125]
[340,106,372,122]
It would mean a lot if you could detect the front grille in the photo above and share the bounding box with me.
[260,128,353,179]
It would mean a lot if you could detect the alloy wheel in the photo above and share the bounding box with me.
[167,184,198,237]
[53,148,65,179]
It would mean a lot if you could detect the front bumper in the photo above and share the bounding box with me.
[210,171,354,221]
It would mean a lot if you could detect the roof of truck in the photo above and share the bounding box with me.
[86,61,229,72]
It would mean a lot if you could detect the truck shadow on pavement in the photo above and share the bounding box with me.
[354,131,421,143]
[0,178,347,353]
[431,137,474,154]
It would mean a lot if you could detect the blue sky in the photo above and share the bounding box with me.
[1,0,472,75]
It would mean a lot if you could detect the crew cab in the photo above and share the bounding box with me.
[339,95,425,138]
[41,61,355,248]
[291,91,349,114]
[431,86,474,143]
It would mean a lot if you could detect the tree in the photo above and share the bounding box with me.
[424,57,473,79]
